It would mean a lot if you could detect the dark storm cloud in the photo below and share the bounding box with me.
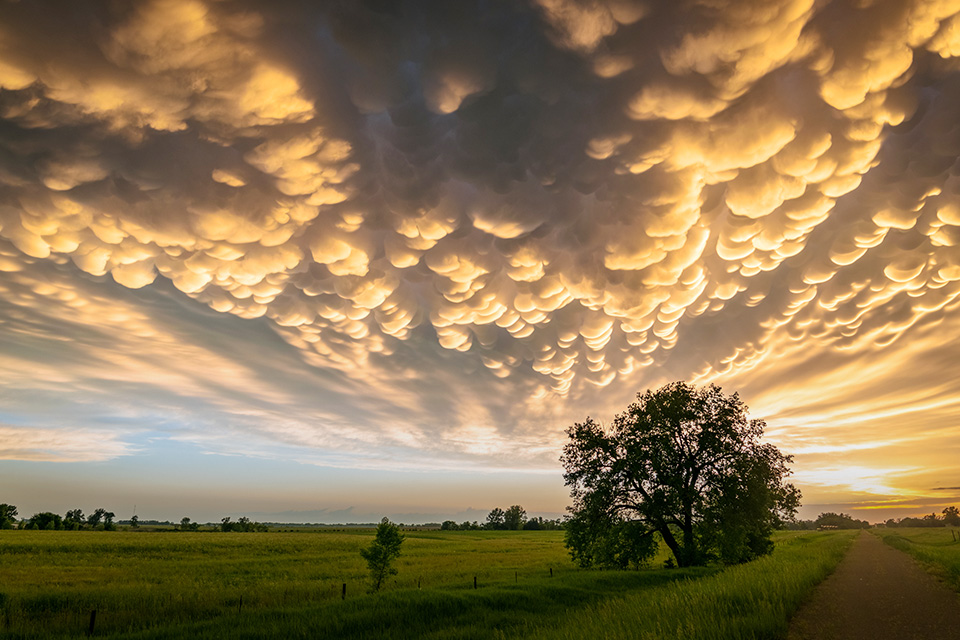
[1,0,960,498]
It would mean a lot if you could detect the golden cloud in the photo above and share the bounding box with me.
[1,0,960,501]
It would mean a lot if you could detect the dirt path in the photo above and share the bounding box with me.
[788,532,960,640]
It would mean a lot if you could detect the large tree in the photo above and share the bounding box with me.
[561,381,800,568]
[0,504,18,529]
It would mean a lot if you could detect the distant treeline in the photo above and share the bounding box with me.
[785,506,960,530]
[0,502,565,532]
[786,512,871,530]
[0,504,269,532]
[882,505,959,528]
[441,505,565,531]
[0,505,120,531]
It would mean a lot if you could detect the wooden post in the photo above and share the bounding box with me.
[417,578,421,590]
[473,576,477,589]
[88,610,96,635]
[238,595,243,614]
[549,567,553,578]
[341,583,347,600]
[515,571,517,583]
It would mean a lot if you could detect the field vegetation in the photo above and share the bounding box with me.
[532,530,854,640]
[0,528,854,639]
[875,527,960,592]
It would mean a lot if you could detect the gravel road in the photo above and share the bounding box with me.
[788,531,960,640]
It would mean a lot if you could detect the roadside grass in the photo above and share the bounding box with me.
[531,530,857,640]
[0,529,853,639]
[875,527,960,592]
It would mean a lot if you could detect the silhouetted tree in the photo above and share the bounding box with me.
[130,514,140,529]
[87,508,107,528]
[814,512,870,529]
[923,513,942,527]
[218,516,266,532]
[562,382,800,568]
[180,517,199,532]
[943,506,960,527]
[440,520,459,530]
[63,509,85,530]
[360,518,404,592]
[28,512,63,530]
[504,505,527,530]
[485,508,506,530]
[0,504,17,529]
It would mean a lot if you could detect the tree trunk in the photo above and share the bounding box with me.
[658,526,688,567]
[682,522,696,566]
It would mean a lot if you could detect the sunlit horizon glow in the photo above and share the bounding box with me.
[3,0,960,523]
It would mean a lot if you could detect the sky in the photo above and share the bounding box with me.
[2,0,960,524]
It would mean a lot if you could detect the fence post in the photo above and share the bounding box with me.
[342,583,347,600]
[88,610,97,636]
[238,595,243,614]
[549,567,553,578]
[473,576,477,589]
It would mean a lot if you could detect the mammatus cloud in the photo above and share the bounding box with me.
[2,0,960,511]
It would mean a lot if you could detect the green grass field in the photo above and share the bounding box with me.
[874,527,960,592]
[0,529,855,639]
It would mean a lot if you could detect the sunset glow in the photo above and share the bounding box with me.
[2,0,960,522]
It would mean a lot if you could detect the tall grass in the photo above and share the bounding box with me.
[128,567,709,640]
[0,530,572,637]
[530,531,856,640]
[0,529,853,639]
[875,527,960,591]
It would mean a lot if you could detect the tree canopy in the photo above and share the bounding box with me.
[561,381,800,568]
[482,505,528,530]
[27,512,63,530]
[884,507,960,528]
[944,506,960,527]
[86,508,115,529]
[815,512,869,529]
[0,504,17,529]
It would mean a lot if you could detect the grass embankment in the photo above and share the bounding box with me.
[875,527,960,592]
[0,529,854,639]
